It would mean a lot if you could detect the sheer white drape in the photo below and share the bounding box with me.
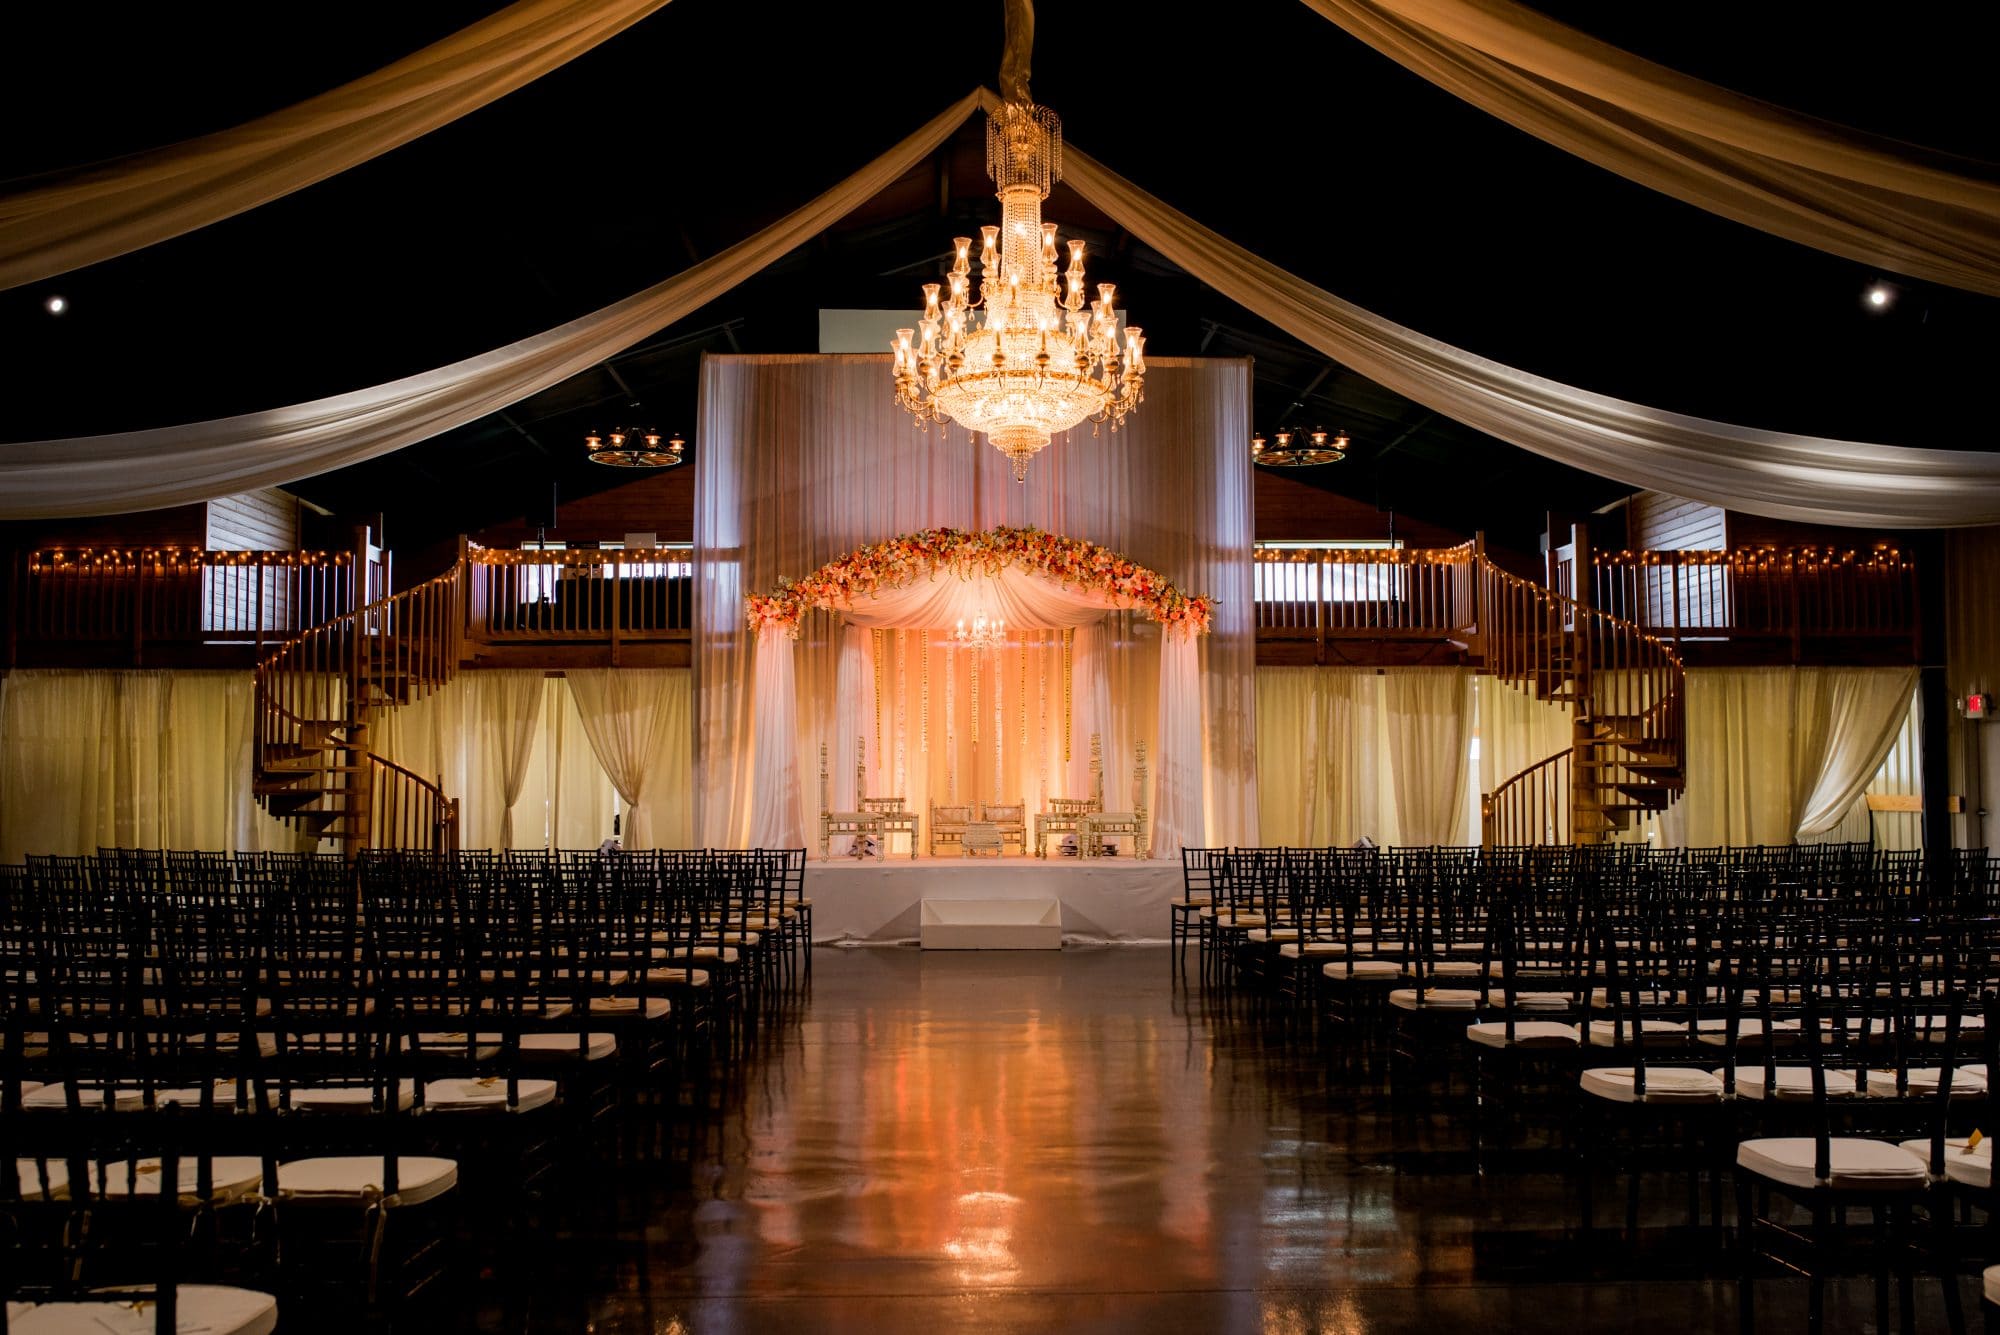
[565,668,688,850]
[0,0,674,290]
[1657,666,1918,846]
[0,93,983,519]
[460,671,545,848]
[1477,676,1572,801]
[1383,668,1473,845]
[0,670,299,860]
[1256,668,1391,846]
[694,355,1256,852]
[1299,0,2000,296]
[1791,668,1920,838]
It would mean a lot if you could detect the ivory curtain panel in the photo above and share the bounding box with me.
[1300,0,2000,297]
[1658,666,1918,847]
[0,671,301,861]
[565,669,690,851]
[0,0,673,290]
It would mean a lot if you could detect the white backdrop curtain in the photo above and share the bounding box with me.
[1657,666,1918,846]
[1791,669,1921,839]
[1300,0,2000,297]
[1255,668,1392,847]
[0,670,302,860]
[1477,676,1572,804]
[1383,668,1474,846]
[11,88,1998,527]
[695,356,1256,854]
[460,671,545,848]
[0,0,673,290]
[565,668,688,850]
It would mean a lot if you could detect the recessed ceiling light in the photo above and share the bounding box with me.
[43,295,66,316]
[1864,283,1894,311]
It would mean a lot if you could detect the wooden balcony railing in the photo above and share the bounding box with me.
[465,545,693,650]
[1590,546,1918,653]
[1252,543,1476,641]
[9,547,360,664]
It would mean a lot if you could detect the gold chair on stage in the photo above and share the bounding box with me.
[1034,733,1105,857]
[929,803,975,857]
[818,742,887,859]
[1079,740,1150,859]
[981,801,1028,856]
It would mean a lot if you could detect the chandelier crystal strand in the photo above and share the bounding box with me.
[892,100,1145,481]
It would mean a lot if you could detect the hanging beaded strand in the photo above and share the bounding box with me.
[1061,627,1074,764]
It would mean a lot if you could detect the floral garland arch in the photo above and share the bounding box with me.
[747,525,1213,638]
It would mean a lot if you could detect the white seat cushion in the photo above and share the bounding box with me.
[13,1285,277,1335]
[520,1031,617,1061]
[275,1156,458,1206]
[1279,942,1350,958]
[292,1080,416,1112]
[1501,991,1574,1012]
[1430,960,1498,979]
[1896,1134,1983,1166]
[587,996,671,1020]
[1466,1021,1579,1049]
[1716,1066,1857,1101]
[1323,960,1403,981]
[1586,1019,1689,1048]
[423,1076,558,1113]
[14,1159,68,1200]
[1736,1137,1927,1192]
[662,945,741,964]
[1863,1066,1988,1098]
[94,1156,263,1204]
[1580,1066,1725,1104]
[416,1032,503,1060]
[1244,928,1301,943]
[1693,1017,1802,1046]
[642,968,711,987]
[1946,1140,1995,1190]
[1390,987,1480,1012]
[1201,911,1267,926]
[1986,1264,2000,1308]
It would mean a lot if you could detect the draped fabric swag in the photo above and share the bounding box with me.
[696,356,1256,856]
[1299,0,2000,297]
[9,87,1998,527]
[0,0,674,290]
[0,92,983,519]
[1057,139,2000,528]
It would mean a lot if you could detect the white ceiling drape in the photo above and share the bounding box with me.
[8,86,1998,527]
[0,91,983,520]
[1060,137,2000,528]
[1301,0,2000,296]
[0,0,674,291]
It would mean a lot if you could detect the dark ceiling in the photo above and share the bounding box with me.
[4,1,1998,553]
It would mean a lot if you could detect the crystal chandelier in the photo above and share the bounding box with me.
[893,101,1146,481]
[951,612,1007,649]
[586,427,685,469]
[1252,427,1348,467]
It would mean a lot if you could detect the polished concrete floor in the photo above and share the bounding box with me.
[470,947,1969,1334]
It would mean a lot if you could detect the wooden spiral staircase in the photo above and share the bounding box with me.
[253,553,464,855]
[1468,527,1686,845]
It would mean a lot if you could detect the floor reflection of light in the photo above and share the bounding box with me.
[943,1189,1022,1286]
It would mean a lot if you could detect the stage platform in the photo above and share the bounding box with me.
[805,855,1178,945]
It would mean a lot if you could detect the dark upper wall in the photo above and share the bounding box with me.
[468,466,697,549]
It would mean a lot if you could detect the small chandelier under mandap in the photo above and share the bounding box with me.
[586,427,685,469]
[892,100,1146,482]
[950,611,1007,649]
[1252,427,1348,467]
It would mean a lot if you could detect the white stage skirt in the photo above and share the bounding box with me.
[805,856,1179,945]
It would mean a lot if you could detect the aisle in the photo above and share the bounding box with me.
[530,948,1898,1333]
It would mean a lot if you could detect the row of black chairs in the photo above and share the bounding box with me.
[0,845,810,1333]
[1179,842,2000,1333]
